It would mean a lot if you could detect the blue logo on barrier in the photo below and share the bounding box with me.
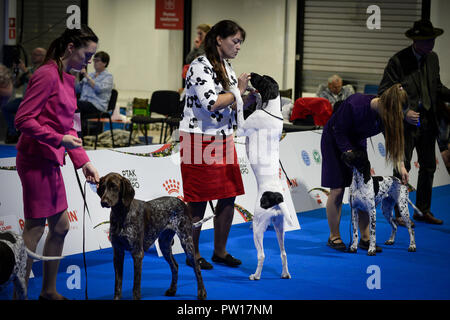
[301,150,311,166]
[378,143,386,157]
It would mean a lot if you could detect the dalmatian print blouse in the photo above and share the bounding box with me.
[179,55,238,136]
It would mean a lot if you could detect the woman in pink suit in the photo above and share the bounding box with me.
[15,25,100,300]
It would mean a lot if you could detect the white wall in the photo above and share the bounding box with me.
[191,0,297,91]
[88,0,184,105]
[431,0,450,87]
[88,0,297,106]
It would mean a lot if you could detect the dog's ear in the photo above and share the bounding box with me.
[342,150,372,183]
[262,75,279,100]
[120,176,135,207]
[97,176,105,197]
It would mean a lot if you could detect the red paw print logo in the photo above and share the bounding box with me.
[414,161,420,169]
[314,193,322,205]
[163,179,181,195]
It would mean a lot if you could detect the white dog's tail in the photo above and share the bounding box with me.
[25,247,65,261]
[192,214,215,228]
[278,201,295,227]
[407,199,424,217]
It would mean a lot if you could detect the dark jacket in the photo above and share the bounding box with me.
[378,45,450,131]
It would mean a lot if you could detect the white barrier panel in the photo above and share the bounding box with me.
[2,130,447,256]
[279,130,450,213]
[0,141,300,257]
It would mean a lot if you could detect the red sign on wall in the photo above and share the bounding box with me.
[155,0,184,30]
[9,18,16,40]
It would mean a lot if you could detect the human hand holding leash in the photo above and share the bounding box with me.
[82,162,100,185]
[405,109,420,125]
[399,163,409,185]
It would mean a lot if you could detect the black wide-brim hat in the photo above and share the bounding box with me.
[405,19,444,40]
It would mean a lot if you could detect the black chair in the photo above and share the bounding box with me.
[163,98,185,142]
[128,90,180,146]
[279,88,293,99]
[82,88,118,149]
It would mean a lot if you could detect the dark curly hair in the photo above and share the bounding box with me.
[203,20,245,91]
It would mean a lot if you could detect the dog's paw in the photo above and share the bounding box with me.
[197,289,207,300]
[249,274,260,281]
[408,246,416,252]
[165,287,177,297]
[385,240,395,245]
[281,272,291,279]
[367,249,377,256]
[348,247,357,253]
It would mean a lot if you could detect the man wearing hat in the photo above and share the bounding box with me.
[379,19,450,225]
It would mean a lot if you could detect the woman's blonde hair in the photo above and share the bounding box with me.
[197,24,211,34]
[378,83,408,172]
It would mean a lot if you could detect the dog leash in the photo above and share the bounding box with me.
[261,107,284,121]
[74,167,90,300]
[279,159,293,187]
[193,201,216,229]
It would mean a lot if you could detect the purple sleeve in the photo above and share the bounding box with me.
[66,127,90,169]
[14,68,64,148]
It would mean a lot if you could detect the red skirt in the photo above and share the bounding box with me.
[16,151,68,219]
[180,131,245,202]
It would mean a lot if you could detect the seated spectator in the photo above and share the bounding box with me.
[316,74,355,108]
[76,51,113,136]
[1,47,46,143]
[0,64,13,110]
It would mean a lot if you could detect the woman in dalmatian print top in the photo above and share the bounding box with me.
[179,20,257,270]
[179,56,237,135]
[179,38,253,134]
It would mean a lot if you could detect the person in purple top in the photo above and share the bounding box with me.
[15,25,100,300]
[321,84,408,252]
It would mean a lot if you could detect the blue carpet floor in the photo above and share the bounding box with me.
[1,185,445,301]
[1,145,449,301]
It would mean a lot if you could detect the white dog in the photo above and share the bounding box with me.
[232,73,295,280]
[0,231,64,299]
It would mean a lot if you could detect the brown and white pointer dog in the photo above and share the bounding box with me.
[97,172,206,300]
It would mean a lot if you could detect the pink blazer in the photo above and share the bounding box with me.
[15,61,89,169]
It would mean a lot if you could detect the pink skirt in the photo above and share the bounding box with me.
[16,151,68,219]
[180,132,245,202]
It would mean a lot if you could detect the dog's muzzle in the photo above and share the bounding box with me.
[101,201,110,208]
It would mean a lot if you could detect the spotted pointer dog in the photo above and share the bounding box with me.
[97,172,206,300]
[342,150,416,256]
